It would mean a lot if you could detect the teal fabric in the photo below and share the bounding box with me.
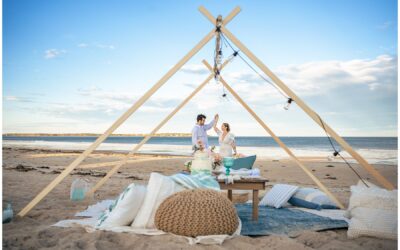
[236,204,347,236]
[231,155,257,170]
[170,172,220,191]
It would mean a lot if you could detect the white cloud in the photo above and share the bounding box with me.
[78,43,88,48]
[6,55,396,135]
[4,96,35,103]
[180,64,209,75]
[71,86,181,115]
[5,96,18,101]
[44,49,66,59]
[77,86,135,103]
[182,83,198,88]
[222,54,397,103]
[96,43,115,50]
[376,21,392,30]
[76,43,116,50]
[277,54,397,92]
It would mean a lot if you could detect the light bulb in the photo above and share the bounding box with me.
[214,75,220,84]
[327,151,339,161]
[217,50,222,65]
[284,98,293,110]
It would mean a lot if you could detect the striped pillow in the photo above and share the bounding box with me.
[260,184,299,208]
[288,188,338,210]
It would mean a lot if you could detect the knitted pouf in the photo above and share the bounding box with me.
[155,189,239,237]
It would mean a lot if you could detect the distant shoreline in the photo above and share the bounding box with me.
[2,133,397,138]
[2,133,192,137]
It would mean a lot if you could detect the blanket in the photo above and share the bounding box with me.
[236,204,348,237]
[170,172,220,191]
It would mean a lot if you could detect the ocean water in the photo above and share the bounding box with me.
[2,136,398,165]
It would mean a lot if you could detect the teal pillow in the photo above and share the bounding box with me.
[288,187,339,210]
[231,155,256,170]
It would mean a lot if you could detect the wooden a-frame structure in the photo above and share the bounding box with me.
[18,6,394,217]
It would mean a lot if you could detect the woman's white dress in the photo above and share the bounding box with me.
[217,131,235,157]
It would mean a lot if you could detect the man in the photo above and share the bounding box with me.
[192,113,219,150]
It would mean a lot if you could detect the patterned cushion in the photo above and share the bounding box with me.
[288,188,339,210]
[260,184,299,208]
[347,181,397,239]
[97,184,146,227]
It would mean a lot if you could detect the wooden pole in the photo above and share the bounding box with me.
[17,8,242,217]
[202,60,345,209]
[198,7,394,190]
[86,57,235,195]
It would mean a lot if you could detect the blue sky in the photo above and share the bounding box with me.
[3,0,398,136]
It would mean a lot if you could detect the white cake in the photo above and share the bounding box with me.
[191,151,212,172]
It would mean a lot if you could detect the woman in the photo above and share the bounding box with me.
[213,119,237,158]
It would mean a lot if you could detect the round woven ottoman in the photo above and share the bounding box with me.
[155,189,239,237]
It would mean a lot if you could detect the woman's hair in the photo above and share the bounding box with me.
[222,123,230,132]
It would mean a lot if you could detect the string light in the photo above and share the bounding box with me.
[327,150,340,161]
[284,98,293,110]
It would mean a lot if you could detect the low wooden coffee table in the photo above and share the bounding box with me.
[217,178,268,220]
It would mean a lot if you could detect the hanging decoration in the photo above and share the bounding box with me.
[213,15,223,84]
[284,98,293,110]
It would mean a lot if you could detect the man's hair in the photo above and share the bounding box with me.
[197,114,206,122]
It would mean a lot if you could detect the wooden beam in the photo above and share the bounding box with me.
[198,6,241,26]
[199,8,394,190]
[86,56,235,195]
[202,60,345,209]
[17,8,242,217]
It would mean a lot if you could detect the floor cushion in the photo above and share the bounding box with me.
[260,184,299,208]
[155,189,239,237]
[288,187,339,210]
[346,180,397,239]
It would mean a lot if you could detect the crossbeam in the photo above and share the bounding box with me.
[199,6,394,190]
[202,60,344,209]
[17,7,241,217]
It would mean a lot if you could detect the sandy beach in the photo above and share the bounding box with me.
[2,146,398,249]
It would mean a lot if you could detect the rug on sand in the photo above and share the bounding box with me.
[235,204,348,237]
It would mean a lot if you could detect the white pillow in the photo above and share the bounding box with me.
[131,173,184,229]
[97,183,147,228]
[347,180,397,239]
[260,184,298,208]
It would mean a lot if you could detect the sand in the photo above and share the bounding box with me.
[2,147,398,249]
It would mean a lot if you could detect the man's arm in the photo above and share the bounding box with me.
[203,119,215,131]
[191,126,199,146]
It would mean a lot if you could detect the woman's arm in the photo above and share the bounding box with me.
[231,140,237,155]
[213,126,221,134]
[229,134,237,154]
[213,117,221,134]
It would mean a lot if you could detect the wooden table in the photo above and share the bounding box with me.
[217,178,268,220]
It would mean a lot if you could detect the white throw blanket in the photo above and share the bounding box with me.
[53,173,241,245]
